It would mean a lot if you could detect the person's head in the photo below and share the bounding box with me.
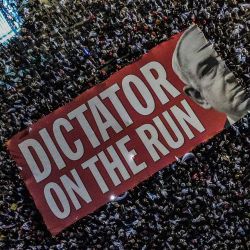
[172,24,249,124]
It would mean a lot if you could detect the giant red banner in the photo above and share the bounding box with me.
[8,25,234,235]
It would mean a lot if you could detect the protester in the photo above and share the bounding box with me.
[0,0,249,248]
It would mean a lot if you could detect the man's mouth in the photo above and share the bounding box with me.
[231,85,249,102]
[233,89,250,113]
[234,89,247,99]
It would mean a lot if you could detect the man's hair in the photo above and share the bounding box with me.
[172,24,213,89]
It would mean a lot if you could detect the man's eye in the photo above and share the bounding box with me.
[200,57,218,77]
[201,65,214,76]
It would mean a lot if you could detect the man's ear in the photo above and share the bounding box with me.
[183,86,212,109]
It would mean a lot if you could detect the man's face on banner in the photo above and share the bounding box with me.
[172,25,249,123]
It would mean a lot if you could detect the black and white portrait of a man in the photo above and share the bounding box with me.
[172,24,249,125]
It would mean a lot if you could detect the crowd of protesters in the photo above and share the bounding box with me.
[0,0,249,249]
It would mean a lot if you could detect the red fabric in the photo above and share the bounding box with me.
[7,31,226,235]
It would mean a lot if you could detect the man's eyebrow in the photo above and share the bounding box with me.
[197,42,212,53]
